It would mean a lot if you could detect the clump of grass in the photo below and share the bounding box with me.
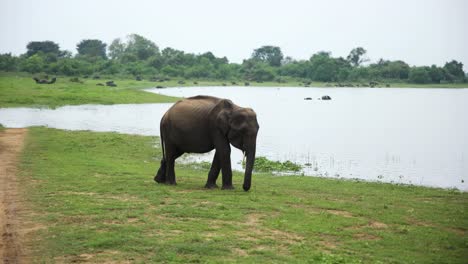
[243,156,302,173]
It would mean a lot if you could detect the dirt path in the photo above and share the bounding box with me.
[0,128,28,264]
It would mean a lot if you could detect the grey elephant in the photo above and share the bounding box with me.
[154,95,260,191]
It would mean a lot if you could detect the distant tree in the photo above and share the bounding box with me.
[279,61,308,78]
[281,56,295,65]
[241,59,276,81]
[198,52,228,66]
[199,51,216,62]
[147,54,164,69]
[347,47,369,67]
[108,38,125,60]
[108,34,159,63]
[20,54,45,73]
[161,65,182,77]
[369,60,410,80]
[26,41,61,57]
[443,60,465,82]
[162,47,186,66]
[307,52,350,82]
[215,63,240,79]
[428,65,444,83]
[408,67,431,84]
[76,39,107,58]
[125,34,159,61]
[0,53,19,71]
[251,46,284,67]
[251,63,275,81]
[59,50,73,58]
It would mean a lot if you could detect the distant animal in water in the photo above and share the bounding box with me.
[321,95,332,100]
[304,97,312,100]
[33,77,56,84]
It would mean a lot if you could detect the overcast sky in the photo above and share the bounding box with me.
[1,0,467,69]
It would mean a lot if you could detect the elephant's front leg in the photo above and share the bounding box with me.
[205,151,221,189]
[213,135,234,189]
[219,146,234,190]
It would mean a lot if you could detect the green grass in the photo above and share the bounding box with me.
[17,127,467,263]
[0,74,179,108]
[244,156,303,173]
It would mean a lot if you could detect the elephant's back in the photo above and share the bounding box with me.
[161,96,220,152]
[168,96,220,118]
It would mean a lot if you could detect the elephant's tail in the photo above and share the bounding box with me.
[160,119,166,161]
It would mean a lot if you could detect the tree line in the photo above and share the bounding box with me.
[0,34,466,84]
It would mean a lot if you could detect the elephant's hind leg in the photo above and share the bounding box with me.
[165,145,183,185]
[154,159,167,183]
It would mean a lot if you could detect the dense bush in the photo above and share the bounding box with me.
[0,35,465,84]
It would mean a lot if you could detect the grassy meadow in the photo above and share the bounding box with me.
[0,74,179,108]
[1,73,466,108]
[16,127,467,263]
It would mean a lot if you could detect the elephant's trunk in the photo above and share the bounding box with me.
[243,144,256,191]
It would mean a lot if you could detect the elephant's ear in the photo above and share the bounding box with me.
[215,99,234,135]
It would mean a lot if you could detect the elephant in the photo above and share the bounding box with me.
[154,95,259,191]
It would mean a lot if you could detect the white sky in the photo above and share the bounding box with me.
[1,0,467,69]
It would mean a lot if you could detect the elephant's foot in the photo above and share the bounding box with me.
[154,175,165,183]
[165,180,177,185]
[204,182,219,189]
[221,184,234,190]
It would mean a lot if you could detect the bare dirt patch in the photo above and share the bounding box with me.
[326,209,354,218]
[0,128,33,263]
[317,234,340,252]
[368,221,388,229]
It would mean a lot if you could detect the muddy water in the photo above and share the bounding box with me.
[1,86,467,190]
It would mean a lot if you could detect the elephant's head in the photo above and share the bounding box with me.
[216,100,259,191]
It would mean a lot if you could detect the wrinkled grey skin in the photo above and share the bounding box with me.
[154,95,259,191]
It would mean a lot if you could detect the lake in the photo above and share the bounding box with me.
[1,86,467,191]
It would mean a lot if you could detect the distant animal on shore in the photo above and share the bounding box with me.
[106,80,117,87]
[33,77,56,84]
